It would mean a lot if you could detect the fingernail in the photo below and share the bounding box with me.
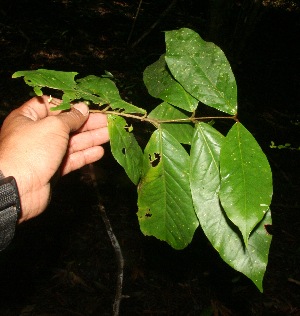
[73,102,89,116]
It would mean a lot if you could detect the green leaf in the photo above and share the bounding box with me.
[77,76,146,114]
[190,122,224,222]
[219,122,273,245]
[13,69,79,110]
[108,115,143,185]
[33,86,43,96]
[165,28,237,115]
[190,122,224,250]
[202,202,272,292]
[137,129,198,249]
[13,70,146,114]
[148,102,194,144]
[143,55,198,112]
[190,123,272,291]
[13,69,78,91]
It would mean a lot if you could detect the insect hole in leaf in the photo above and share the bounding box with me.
[149,153,161,167]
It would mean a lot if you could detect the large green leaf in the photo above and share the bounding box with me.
[108,115,143,185]
[165,28,237,115]
[137,129,198,249]
[219,122,273,245]
[143,55,198,112]
[190,122,272,291]
[148,102,194,144]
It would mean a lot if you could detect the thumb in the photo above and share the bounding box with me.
[58,102,89,132]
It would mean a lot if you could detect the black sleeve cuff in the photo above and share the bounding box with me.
[0,171,21,251]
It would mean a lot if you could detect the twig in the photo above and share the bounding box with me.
[288,278,300,286]
[88,164,126,316]
[130,0,178,48]
[127,0,143,45]
[90,109,237,125]
[18,28,30,55]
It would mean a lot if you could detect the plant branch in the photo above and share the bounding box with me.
[88,164,126,316]
[90,109,237,124]
[127,0,143,45]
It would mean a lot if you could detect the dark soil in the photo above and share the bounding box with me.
[0,0,299,315]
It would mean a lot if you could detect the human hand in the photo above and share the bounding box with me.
[0,96,109,222]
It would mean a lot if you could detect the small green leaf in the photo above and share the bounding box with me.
[103,70,114,78]
[148,102,194,144]
[165,28,237,115]
[137,129,198,249]
[219,122,273,245]
[108,115,143,185]
[13,69,78,110]
[269,141,276,149]
[13,70,146,114]
[33,86,43,96]
[77,76,146,114]
[143,55,198,112]
[13,69,78,91]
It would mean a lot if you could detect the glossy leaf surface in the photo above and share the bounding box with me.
[143,55,198,112]
[190,123,272,291]
[137,129,198,249]
[165,28,237,115]
[219,122,273,245]
[190,122,224,222]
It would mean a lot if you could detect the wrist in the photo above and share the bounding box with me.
[0,159,51,223]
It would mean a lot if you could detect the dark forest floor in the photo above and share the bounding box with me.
[0,0,300,315]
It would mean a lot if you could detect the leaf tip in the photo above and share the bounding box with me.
[12,71,21,79]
